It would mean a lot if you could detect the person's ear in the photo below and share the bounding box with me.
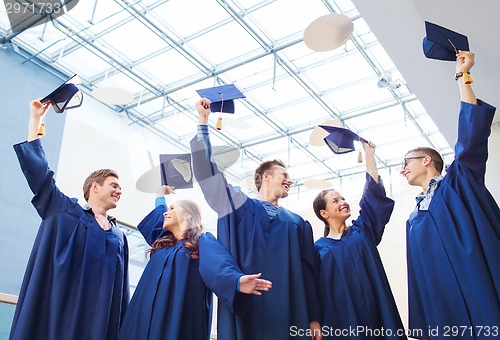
[423,155,432,167]
[262,170,272,181]
[320,209,329,220]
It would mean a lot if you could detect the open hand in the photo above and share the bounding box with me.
[239,273,272,295]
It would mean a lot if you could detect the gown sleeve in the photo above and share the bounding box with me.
[452,100,496,183]
[301,219,322,322]
[199,232,246,314]
[137,205,168,246]
[190,126,247,217]
[355,173,395,245]
[13,139,77,219]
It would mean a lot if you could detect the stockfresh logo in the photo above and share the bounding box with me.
[3,0,79,34]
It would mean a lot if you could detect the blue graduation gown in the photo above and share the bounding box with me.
[314,174,405,339]
[407,100,500,339]
[11,139,129,340]
[191,131,321,340]
[118,205,213,340]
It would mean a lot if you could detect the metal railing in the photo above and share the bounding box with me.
[0,293,17,305]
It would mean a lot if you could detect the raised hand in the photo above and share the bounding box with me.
[28,99,51,141]
[456,50,475,73]
[156,185,175,197]
[196,98,211,125]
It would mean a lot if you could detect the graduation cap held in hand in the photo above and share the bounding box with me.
[159,153,193,189]
[319,125,368,162]
[196,84,245,130]
[41,74,83,114]
[422,21,473,84]
[423,21,469,61]
[37,74,83,136]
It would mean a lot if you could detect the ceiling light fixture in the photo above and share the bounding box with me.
[377,71,403,89]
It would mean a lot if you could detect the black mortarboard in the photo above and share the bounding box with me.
[319,125,367,154]
[195,84,246,113]
[41,74,83,113]
[423,21,469,61]
[159,153,193,189]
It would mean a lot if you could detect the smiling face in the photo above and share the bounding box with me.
[400,152,429,188]
[92,175,122,211]
[162,203,181,229]
[320,190,351,223]
[264,165,293,199]
[162,200,203,240]
[400,147,444,190]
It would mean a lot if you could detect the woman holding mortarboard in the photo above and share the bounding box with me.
[312,136,406,339]
[118,185,212,340]
[119,185,270,340]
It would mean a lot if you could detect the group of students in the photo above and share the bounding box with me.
[9,50,499,340]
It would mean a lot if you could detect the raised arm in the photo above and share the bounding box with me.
[13,100,75,219]
[456,50,476,105]
[361,140,394,241]
[138,186,175,244]
[190,99,247,217]
[452,51,497,182]
[363,140,378,184]
[154,185,175,208]
[28,99,50,142]
[197,98,210,125]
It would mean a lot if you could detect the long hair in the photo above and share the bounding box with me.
[313,189,336,237]
[148,200,203,260]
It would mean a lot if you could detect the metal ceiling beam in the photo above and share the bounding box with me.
[117,0,212,73]
[50,18,166,94]
[119,35,304,111]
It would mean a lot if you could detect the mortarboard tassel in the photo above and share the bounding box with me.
[462,71,474,84]
[216,92,224,130]
[37,122,46,137]
[357,136,363,163]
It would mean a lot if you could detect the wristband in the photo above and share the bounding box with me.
[455,70,474,84]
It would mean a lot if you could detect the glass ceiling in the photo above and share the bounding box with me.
[0,0,454,194]
[2,0,455,316]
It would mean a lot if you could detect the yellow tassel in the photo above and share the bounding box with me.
[357,150,363,163]
[463,72,474,84]
[216,116,222,130]
[37,122,46,137]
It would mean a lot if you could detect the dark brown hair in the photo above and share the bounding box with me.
[82,169,119,202]
[148,200,203,260]
[254,159,286,192]
[313,189,337,237]
[406,147,444,173]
